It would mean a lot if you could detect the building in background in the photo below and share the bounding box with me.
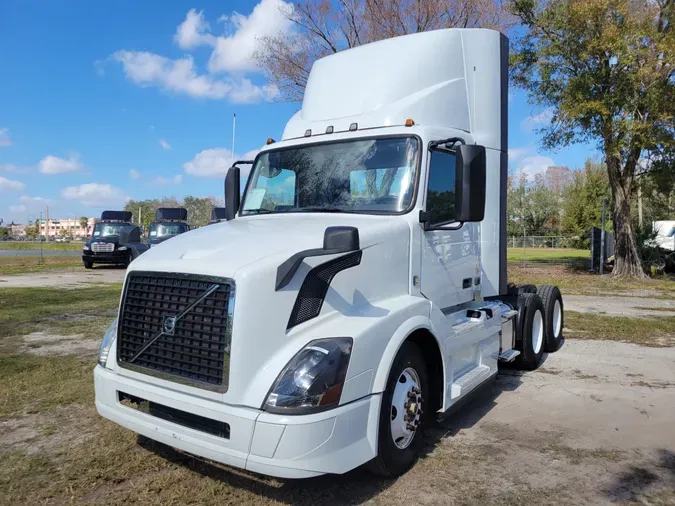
[8,224,27,238]
[36,217,96,240]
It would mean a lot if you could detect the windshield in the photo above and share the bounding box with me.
[241,137,419,215]
[92,222,126,238]
[149,222,189,238]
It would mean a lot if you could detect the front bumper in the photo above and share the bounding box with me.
[83,251,128,264]
[94,366,380,478]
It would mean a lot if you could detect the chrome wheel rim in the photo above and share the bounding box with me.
[532,309,544,354]
[553,299,562,338]
[390,367,422,450]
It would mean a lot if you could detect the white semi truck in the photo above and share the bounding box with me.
[95,28,564,479]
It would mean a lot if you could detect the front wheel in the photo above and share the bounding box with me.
[368,342,428,477]
[83,260,93,269]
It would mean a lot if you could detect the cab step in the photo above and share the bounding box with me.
[498,349,520,362]
[450,365,492,400]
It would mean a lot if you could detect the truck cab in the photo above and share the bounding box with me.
[95,29,564,479]
[82,211,147,269]
[147,207,190,247]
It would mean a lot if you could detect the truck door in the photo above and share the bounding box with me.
[420,150,480,310]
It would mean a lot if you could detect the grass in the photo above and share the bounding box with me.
[0,285,122,339]
[565,311,675,347]
[509,264,675,297]
[0,255,83,275]
[507,247,590,262]
[0,242,84,251]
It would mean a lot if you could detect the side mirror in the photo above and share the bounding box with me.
[225,167,240,221]
[455,145,486,222]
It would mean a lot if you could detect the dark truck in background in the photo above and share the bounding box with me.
[82,211,149,269]
[209,207,227,225]
[148,207,190,247]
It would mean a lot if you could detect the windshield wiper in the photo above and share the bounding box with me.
[244,209,275,215]
[290,207,348,213]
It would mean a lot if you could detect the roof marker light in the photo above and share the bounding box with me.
[304,129,312,137]
[349,123,358,131]
[325,126,334,134]
[405,118,415,127]
[266,138,276,145]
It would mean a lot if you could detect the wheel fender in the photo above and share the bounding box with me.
[371,316,442,394]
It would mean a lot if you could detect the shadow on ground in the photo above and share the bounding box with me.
[137,373,525,505]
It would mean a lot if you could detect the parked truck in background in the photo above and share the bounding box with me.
[95,29,564,479]
[82,211,148,269]
[147,207,190,247]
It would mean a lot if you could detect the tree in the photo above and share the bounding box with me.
[561,160,612,246]
[508,172,560,237]
[0,227,8,239]
[183,196,217,227]
[124,199,159,231]
[510,0,675,277]
[256,0,515,101]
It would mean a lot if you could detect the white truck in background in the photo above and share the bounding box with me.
[94,28,564,479]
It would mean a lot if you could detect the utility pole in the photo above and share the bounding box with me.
[600,199,606,275]
[45,205,49,243]
[39,211,44,264]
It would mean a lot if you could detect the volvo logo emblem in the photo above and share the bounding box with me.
[163,315,177,335]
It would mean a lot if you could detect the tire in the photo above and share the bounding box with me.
[514,293,545,370]
[517,284,537,295]
[368,342,428,477]
[83,261,93,269]
[538,285,564,352]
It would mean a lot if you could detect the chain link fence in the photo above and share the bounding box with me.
[508,235,590,268]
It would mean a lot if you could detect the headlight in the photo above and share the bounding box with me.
[83,245,90,251]
[118,246,128,251]
[263,338,353,414]
[98,318,118,367]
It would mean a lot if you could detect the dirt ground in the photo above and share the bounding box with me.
[0,267,125,288]
[1,334,674,505]
[564,295,675,317]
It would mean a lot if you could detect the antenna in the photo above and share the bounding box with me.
[231,113,236,168]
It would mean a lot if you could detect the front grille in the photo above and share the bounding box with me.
[92,242,115,253]
[117,272,234,391]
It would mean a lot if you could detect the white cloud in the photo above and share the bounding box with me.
[242,148,260,160]
[184,147,262,179]
[153,174,183,185]
[519,155,555,180]
[111,50,277,103]
[174,9,217,49]
[0,176,25,191]
[9,204,27,213]
[61,183,130,207]
[521,107,554,131]
[183,148,235,178]
[159,139,172,150]
[208,0,294,73]
[508,148,528,163]
[0,128,12,147]
[39,154,83,175]
[129,169,140,180]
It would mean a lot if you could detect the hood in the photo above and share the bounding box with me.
[129,213,405,278]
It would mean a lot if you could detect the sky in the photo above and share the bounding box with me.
[0,0,598,225]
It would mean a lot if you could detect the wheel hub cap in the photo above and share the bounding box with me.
[390,367,423,450]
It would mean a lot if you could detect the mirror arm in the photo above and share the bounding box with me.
[428,137,466,151]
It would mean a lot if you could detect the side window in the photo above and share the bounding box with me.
[426,151,456,226]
